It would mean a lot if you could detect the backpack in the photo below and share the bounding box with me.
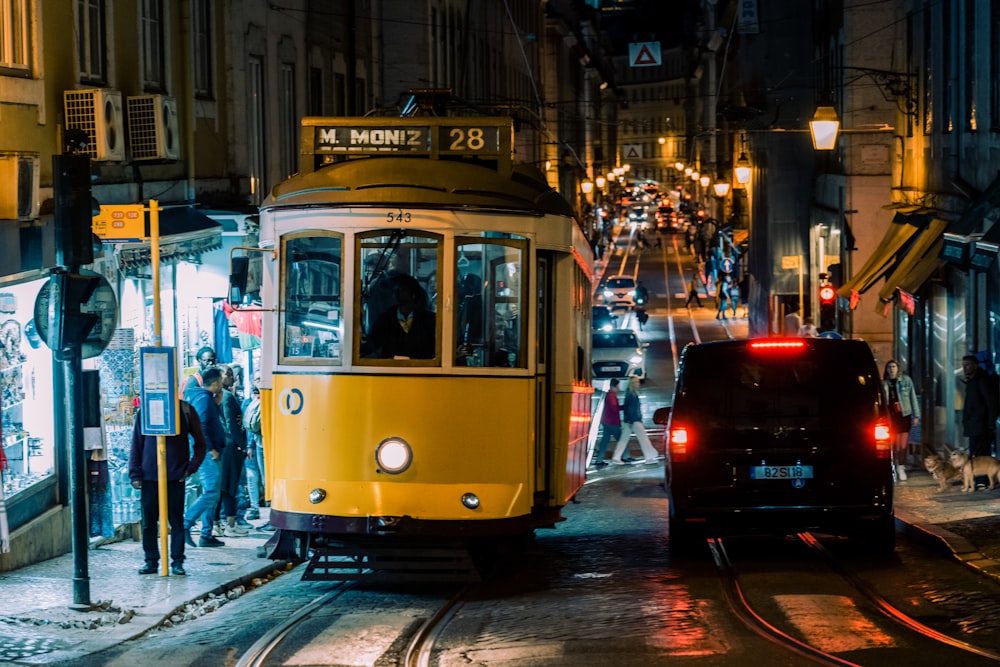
[242,397,262,434]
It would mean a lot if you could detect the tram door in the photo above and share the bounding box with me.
[534,256,552,500]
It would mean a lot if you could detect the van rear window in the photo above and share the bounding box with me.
[678,345,880,422]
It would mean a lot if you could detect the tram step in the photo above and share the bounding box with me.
[303,542,481,583]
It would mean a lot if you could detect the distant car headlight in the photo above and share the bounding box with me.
[627,289,636,297]
[376,437,412,474]
[629,353,644,364]
[603,289,613,298]
[601,323,614,331]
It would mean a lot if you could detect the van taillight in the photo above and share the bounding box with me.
[874,420,892,458]
[669,426,689,461]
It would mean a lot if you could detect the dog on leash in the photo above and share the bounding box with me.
[923,451,964,492]
[948,448,1000,492]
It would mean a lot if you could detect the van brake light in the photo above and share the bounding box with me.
[874,420,892,458]
[749,339,806,352]
[669,426,689,462]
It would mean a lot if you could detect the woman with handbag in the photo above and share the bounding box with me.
[883,360,920,481]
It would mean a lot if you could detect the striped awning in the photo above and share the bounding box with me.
[114,207,223,270]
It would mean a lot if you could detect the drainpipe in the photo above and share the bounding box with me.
[181,0,196,202]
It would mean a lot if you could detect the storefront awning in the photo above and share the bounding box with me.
[115,207,223,270]
[837,208,932,306]
[970,222,1000,271]
[877,218,948,305]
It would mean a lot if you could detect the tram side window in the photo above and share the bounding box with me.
[282,235,343,362]
[455,239,526,368]
[357,231,441,363]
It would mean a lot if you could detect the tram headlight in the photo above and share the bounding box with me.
[461,493,480,510]
[376,437,412,474]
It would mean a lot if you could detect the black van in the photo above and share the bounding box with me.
[657,337,895,553]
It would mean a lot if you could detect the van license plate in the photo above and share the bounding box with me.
[750,465,814,480]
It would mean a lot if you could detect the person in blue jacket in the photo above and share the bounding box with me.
[182,367,228,548]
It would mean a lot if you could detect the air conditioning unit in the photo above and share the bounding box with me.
[0,155,40,220]
[126,94,180,160]
[63,89,126,162]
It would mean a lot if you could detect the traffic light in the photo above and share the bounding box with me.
[818,283,836,332]
[53,153,95,267]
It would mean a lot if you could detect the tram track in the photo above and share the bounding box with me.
[234,580,473,667]
[708,534,1000,666]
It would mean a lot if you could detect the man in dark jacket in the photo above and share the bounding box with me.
[182,367,228,547]
[961,355,999,457]
[129,400,207,575]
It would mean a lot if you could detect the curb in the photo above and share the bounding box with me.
[896,510,1000,585]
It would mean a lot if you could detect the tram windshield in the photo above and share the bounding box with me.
[455,235,526,368]
[357,230,442,363]
[281,233,343,362]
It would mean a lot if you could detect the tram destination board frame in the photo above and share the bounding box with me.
[299,117,514,174]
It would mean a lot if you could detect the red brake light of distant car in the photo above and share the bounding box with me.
[874,419,892,458]
[669,426,689,461]
[749,339,806,352]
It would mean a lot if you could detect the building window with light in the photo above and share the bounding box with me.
[140,0,164,90]
[76,0,106,83]
[0,0,30,73]
[191,0,213,98]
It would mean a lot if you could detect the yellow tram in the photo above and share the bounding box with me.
[234,117,593,580]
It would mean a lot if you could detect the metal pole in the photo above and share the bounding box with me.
[150,200,170,576]
[67,346,90,608]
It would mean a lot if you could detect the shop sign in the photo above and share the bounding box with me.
[92,205,145,242]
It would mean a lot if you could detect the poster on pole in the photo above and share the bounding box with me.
[139,346,178,436]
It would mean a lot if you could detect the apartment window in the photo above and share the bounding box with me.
[0,0,30,71]
[192,0,213,97]
[966,0,976,131]
[77,0,106,82]
[992,0,1000,129]
[248,56,265,205]
[279,63,297,180]
[140,0,164,89]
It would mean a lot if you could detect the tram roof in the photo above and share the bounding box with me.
[264,155,577,219]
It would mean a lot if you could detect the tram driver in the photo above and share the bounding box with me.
[363,274,435,359]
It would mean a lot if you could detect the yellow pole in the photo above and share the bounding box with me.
[150,200,169,576]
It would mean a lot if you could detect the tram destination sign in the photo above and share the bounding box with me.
[301,117,514,172]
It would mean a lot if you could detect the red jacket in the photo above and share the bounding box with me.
[601,390,621,426]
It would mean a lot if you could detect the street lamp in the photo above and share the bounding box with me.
[699,174,711,188]
[595,175,606,189]
[581,178,594,195]
[810,106,840,150]
[734,152,751,185]
[713,180,730,197]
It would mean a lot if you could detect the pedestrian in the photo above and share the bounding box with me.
[216,365,250,538]
[183,346,217,393]
[612,377,661,464]
[182,366,227,548]
[716,275,733,320]
[129,400,206,576]
[591,378,622,468]
[882,360,920,481]
[737,274,750,318]
[242,384,264,520]
[798,316,819,337]
[685,272,703,308]
[961,354,999,458]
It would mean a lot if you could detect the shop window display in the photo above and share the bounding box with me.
[0,282,55,500]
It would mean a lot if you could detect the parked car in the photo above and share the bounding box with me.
[592,305,618,332]
[592,329,647,382]
[601,276,637,309]
[655,337,894,554]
